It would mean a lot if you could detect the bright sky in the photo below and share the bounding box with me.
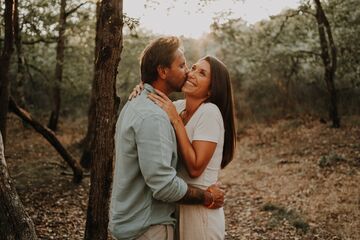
[124,0,301,38]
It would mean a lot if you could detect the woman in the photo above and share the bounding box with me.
[132,55,236,239]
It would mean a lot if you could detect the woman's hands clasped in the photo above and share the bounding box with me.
[205,182,225,209]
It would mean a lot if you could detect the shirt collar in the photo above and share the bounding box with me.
[144,83,155,93]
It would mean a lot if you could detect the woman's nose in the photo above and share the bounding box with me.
[187,70,193,78]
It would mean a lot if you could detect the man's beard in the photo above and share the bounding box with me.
[170,77,187,93]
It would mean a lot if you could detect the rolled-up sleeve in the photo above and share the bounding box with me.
[135,114,188,202]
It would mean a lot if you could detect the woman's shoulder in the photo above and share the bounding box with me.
[200,102,222,116]
[197,102,223,125]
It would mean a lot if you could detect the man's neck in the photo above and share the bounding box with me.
[151,79,172,96]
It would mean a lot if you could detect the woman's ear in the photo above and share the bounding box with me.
[157,65,168,80]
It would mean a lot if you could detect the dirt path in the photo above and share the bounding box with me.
[5,115,360,239]
[222,117,360,239]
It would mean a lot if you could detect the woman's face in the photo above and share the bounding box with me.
[182,59,211,99]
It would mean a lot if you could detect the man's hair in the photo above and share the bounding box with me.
[140,36,181,84]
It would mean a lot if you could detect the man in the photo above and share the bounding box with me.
[109,36,224,240]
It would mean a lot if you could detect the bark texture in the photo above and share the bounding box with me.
[0,132,38,240]
[84,0,123,239]
[0,0,15,146]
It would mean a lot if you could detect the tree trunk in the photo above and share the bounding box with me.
[80,100,96,169]
[48,0,67,131]
[0,132,38,240]
[84,0,123,239]
[8,97,83,183]
[80,1,101,169]
[314,0,340,128]
[0,0,15,146]
[13,0,27,109]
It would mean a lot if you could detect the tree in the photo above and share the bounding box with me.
[209,0,352,122]
[80,1,101,169]
[314,0,340,127]
[0,131,38,240]
[48,0,89,131]
[13,0,27,108]
[81,11,141,169]
[0,0,15,146]
[47,0,67,131]
[84,0,123,239]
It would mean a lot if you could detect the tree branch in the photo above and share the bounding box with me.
[65,1,89,17]
[292,50,321,57]
[25,61,50,82]
[8,96,83,183]
[272,10,302,43]
[22,37,57,45]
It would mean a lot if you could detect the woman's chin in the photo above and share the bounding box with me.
[181,86,189,93]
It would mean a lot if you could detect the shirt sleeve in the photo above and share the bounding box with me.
[135,114,188,202]
[192,105,223,143]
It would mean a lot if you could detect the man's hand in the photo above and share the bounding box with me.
[177,183,225,209]
[205,182,225,209]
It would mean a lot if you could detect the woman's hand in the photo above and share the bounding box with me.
[128,82,144,100]
[205,182,225,209]
[148,89,182,126]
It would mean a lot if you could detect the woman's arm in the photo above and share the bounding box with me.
[148,90,217,178]
[173,120,217,178]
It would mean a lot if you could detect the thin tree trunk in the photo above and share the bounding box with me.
[13,0,26,108]
[80,1,101,169]
[314,0,340,128]
[0,0,15,146]
[84,0,123,239]
[0,132,38,240]
[8,97,83,183]
[48,0,67,131]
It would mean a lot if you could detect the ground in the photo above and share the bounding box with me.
[5,114,360,240]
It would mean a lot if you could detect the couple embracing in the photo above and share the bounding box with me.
[109,36,236,240]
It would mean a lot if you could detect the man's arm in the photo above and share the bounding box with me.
[136,114,224,208]
[178,184,224,209]
[136,114,188,202]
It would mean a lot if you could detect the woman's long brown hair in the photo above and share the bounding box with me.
[204,56,236,168]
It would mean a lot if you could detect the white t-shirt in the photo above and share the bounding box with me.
[173,100,225,189]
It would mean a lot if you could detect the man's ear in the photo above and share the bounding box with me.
[157,65,168,80]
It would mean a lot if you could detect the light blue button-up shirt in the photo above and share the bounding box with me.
[109,84,188,240]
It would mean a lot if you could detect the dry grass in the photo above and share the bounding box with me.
[5,114,360,239]
[222,116,360,239]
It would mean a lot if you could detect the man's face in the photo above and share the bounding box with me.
[165,49,188,92]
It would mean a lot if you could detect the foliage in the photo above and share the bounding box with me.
[116,30,153,107]
[1,0,359,121]
[210,0,360,122]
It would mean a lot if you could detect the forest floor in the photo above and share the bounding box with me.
[5,114,360,240]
